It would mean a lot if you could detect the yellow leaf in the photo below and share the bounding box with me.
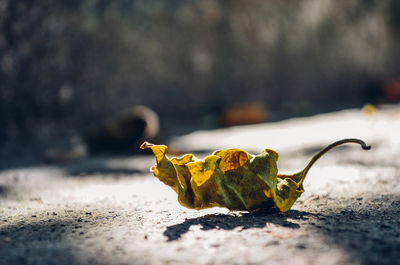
[141,139,370,212]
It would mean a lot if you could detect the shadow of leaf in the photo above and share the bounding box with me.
[164,209,312,241]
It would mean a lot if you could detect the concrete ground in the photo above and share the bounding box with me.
[1,105,400,265]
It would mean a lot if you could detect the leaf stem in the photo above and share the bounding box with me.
[297,138,371,186]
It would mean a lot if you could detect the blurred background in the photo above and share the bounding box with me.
[1,0,400,161]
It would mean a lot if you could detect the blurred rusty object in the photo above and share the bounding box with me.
[383,79,400,102]
[220,103,267,127]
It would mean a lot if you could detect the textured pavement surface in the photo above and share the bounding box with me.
[1,105,400,265]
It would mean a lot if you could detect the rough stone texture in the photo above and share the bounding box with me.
[1,105,400,265]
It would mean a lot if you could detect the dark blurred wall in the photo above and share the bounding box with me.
[1,0,400,145]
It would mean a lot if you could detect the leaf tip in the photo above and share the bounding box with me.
[140,141,154,149]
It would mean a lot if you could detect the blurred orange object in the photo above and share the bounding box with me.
[220,103,267,127]
[383,80,400,102]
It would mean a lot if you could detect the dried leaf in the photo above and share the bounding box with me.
[141,138,370,212]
